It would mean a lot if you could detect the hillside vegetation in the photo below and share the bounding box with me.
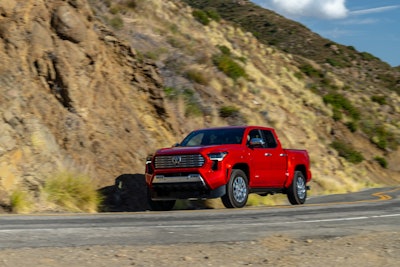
[0,0,399,212]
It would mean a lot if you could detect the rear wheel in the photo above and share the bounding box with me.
[221,169,249,208]
[287,171,307,205]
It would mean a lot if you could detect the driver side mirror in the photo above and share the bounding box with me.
[249,138,265,148]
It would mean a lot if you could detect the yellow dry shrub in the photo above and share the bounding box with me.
[42,171,102,213]
[10,190,34,214]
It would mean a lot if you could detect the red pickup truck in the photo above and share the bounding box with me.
[145,126,311,210]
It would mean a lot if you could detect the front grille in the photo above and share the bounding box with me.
[155,154,205,169]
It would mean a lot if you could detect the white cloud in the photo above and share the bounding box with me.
[253,0,349,19]
[350,5,400,16]
[253,1,400,20]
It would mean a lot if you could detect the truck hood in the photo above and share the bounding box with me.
[155,145,234,156]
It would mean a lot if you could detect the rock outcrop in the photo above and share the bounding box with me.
[0,0,174,206]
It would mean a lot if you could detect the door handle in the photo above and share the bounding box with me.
[265,153,272,157]
[280,153,287,157]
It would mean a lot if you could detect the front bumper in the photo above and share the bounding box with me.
[150,173,226,200]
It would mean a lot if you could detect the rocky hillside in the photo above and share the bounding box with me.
[0,0,399,211]
[0,0,172,207]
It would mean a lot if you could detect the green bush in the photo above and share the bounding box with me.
[217,45,231,56]
[345,121,358,132]
[323,93,360,121]
[268,39,278,46]
[294,71,303,80]
[371,95,387,105]
[374,156,388,168]
[205,8,221,22]
[307,83,319,94]
[360,52,377,61]
[320,77,339,90]
[219,106,240,118]
[298,64,323,79]
[372,125,390,150]
[213,54,246,80]
[331,140,364,164]
[192,10,210,25]
[125,0,137,9]
[252,31,261,38]
[332,108,342,121]
[192,8,220,25]
[326,58,343,67]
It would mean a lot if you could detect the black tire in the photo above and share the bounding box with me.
[147,186,176,211]
[221,169,249,208]
[149,199,176,211]
[287,171,307,205]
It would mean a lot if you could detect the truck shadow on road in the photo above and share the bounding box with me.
[98,173,150,212]
[98,173,212,212]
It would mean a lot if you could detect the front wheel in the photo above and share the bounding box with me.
[287,171,307,205]
[221,169,249,208]
[149,199,176,211]
[147,186,176,211]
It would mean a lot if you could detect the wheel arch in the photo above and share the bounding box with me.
[231,163,250,182]
[295,164,307,179]
[285,164,308,188]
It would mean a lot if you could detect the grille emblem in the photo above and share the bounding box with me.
[171,156,182,165]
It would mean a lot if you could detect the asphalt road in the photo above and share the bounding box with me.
[0,187,399,249]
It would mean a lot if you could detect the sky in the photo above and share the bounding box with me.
[250,0,400,67]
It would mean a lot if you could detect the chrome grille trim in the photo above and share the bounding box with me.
[155,154,205,169]
[153,174,206,185]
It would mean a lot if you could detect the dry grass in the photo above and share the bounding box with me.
[247,194,287,206]
[41,171,102,213]
[10,190,34,214]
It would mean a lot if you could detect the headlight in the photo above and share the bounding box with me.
[146,155,154,174]
[146,155,153,165]
[208,152,228,161]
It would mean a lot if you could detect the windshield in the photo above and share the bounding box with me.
[180,128,245,147]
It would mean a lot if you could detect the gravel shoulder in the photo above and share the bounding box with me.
[1,231,399,267]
